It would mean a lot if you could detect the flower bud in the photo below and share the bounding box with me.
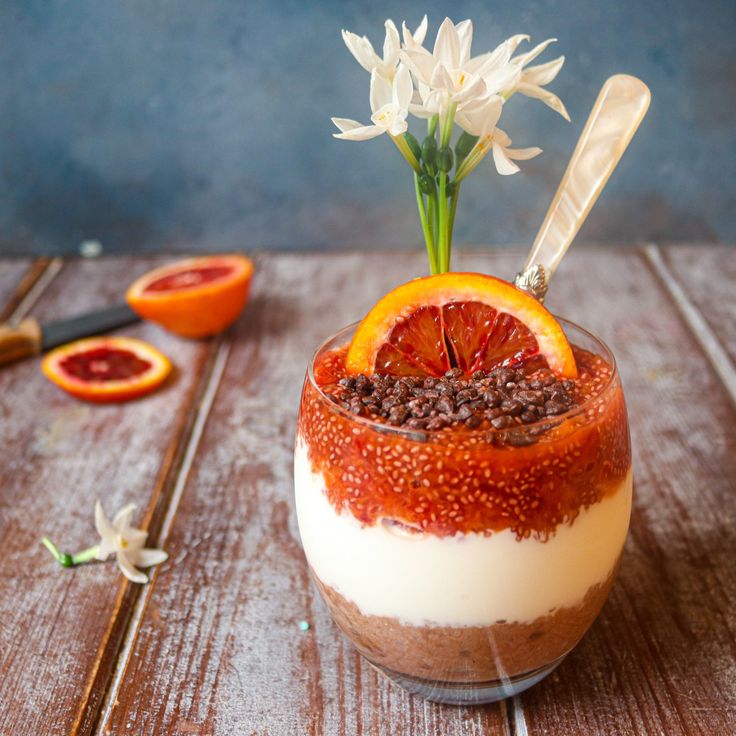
[421,135,438,167]
[419,174,436,195]
[437,146,454,173]
[404,132,422,161]
[455,132,478,163]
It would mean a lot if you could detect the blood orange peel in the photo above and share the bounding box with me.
[41,336,172,403]
[126,254,253,338]
[346,272,577,379]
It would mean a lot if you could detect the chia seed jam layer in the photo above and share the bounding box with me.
[298,343,630,540]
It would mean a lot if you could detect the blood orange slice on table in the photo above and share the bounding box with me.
[41,336,172,403]
[346,273,577,379]
[126,254,253,338]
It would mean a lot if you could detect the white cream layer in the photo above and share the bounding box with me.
[295,442,632,627]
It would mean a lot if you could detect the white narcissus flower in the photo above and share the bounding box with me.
[342,19,401,81]
[332,64,413,141]
[94,501,168,584]
[506,39,570,120]
[401,17,488,110]
[491,129,542,176]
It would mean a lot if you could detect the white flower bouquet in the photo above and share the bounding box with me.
[332,16,569,274]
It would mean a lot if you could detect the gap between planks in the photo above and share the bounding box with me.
[92,336,232,736]
[2,256,63,321]
[642,244,736,407]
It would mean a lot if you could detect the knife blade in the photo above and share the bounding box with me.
[0,304,141,367]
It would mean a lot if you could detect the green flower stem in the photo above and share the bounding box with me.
[391,134,421,173]
[42,537,99,568]
[448,183,461,257]
[437,173,449,272]
[440,104,456,148]
[435,102,457,273]
[72,546,100,565]
[428,190,436,245]
[414,173,438,274]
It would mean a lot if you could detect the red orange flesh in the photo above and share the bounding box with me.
[346,273,577,378]
[41,336,172,403]
[126,254,253,338]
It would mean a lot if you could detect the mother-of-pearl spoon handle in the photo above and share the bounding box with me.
[514,74,651,302]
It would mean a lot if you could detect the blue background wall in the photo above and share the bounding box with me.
[0,0,734,256]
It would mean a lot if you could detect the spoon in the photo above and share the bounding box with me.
[514,74,651,302]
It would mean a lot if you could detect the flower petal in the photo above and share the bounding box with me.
[523,55,565,87]
[466,34,528,76]
[517,81,571,120]
[95,501,116,543]
[453,72,486,104]
[131,547,168,568]
[388,118,408,137]
[433,18,460,70]
[456,19,473,65]
[506,145,542,161]
[430,63,454,93]
[492,141,521,175]
[112,503,137,532]
[400,47,436,85]
[342,30,380,73]
[121,528,148,549]
[383,19,401,67]
[331,117,363,133]
[116,551,148,584]
[405,15,428,47]
[513,38,557,69]
[370,69,393,112]
[456,96,502,136]
[334,124,385,141]
[393,64,414,110]
[485,65,522,96]
[96,537,116,560]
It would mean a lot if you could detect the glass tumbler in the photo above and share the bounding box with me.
[294,320,631,704]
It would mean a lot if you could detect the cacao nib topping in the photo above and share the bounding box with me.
[325,367,577,435]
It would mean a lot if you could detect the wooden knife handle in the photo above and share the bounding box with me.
[0,318,42,366]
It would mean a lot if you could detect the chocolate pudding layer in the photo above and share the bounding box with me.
[314,566,618,683]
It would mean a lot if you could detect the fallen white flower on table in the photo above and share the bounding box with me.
[41,500,168,584]
[94,501,168,583]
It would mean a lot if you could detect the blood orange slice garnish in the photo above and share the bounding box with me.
[126,254,253,338]
[41,336,172,403]
[346,273,577,378]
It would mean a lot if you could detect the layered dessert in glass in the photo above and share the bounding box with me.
[295,279,631,704]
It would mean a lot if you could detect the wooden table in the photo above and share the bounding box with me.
[1,246,734,736]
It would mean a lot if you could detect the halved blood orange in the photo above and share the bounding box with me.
[346,272,577,378]
[41,336,172,402]
[126,255,253,338]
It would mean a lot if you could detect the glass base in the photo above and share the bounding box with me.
[370,655,566,705]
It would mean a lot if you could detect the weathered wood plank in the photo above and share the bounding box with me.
[0,257,45,320]
[99,252,512,736]
[516,248,736,735]
[659,245,736,357]
[0,257,220,736]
